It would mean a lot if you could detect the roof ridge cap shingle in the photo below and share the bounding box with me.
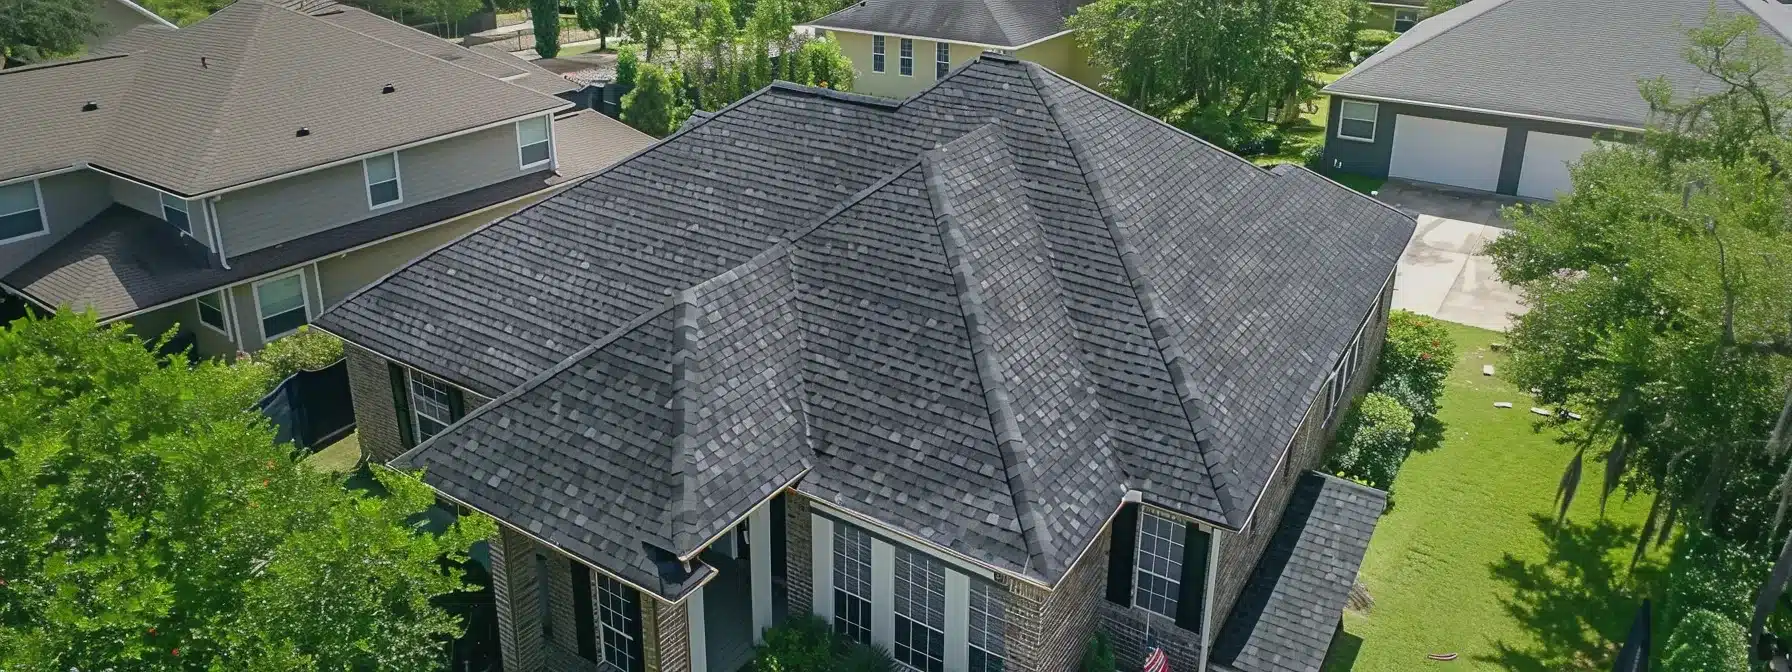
[179,1,282,191]
[1028,64,1248,528]
[921,128,1058,578]
[667,289,703,553]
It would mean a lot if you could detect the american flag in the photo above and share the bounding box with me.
[1143,646,1169,672]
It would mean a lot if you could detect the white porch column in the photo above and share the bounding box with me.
[944,572,970,672]
[750,505,773,643]
[688,585,709,672]
[870,539,895,651]
[811,515,835,619]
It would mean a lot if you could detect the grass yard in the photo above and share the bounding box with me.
[1251,69,1385,195]
[303,431,363,475]
[1324,322,1666,672]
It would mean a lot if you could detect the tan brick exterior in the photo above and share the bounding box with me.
[1000,531,1110,672]
[345,343,404,465]
[655,596,693,672]
[784,496,814,617]
[492,526,546,672]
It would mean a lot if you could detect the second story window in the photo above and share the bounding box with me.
[160,192,191,234]
[899,38,914,76]
[253,271,310,342]
[872,35,885,73]
[833,523,873,645]
[363,153,402,209]
[936,42,951,79]
[195,291,227,334]
[967,582,1007,672]
[893,547,946,672]
[1135,509,1184,619]
[0,181,47,245]
[409,370,454,443]
[518,117,552,169]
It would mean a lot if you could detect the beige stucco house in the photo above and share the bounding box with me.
[801,0,1103,98]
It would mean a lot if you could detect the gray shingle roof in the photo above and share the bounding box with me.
[0,0,571,191]
[803,0,1087,47]
[323,55,1413,592]
[1323,0,1792,129]
[1210,472,1386,672]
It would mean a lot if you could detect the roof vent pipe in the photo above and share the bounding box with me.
[81,101,99,112]
[382,84,395,94]
[296,127,310,137]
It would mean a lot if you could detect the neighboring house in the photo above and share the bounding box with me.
[0,0,654,356]
[1320,0,1792,200]
[800,0,1103,98]
[317,53,1413,672]
[1364,0,1427,32]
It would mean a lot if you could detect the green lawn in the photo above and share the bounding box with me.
[303,431,362,475]
[1252,69,1383,195]
[1324,322,1666,672]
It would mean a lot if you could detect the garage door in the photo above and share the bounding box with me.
[1388,115,1508,192]
[1516,132,1598,200]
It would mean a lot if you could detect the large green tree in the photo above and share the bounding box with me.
[0,312,494,669]
[531,0,561,57]
[0,0,102,66]
[622,61,676,135]
[574,0,625,49]
[630,0,694,58]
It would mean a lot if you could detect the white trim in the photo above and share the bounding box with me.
[221,285,242,347]
[194,291,230,336]
[501,73,530,82]
[362,153,404,210]
[206,197,230,266]
[808,499,1001,583]
[548,112,559,172]
[800,25,1074,51]
[308,263,325,314]
[0,166,81,189]
[688,586,709,672]
[871,34,886,73]
[1336,99,1379,143]
[178,107,573,200]
[250,270,311,343]
[944,572,970,672]
[1366,1,1424,7]
[869,538,895,652]
[517,116,553,170]
[1319,90,1645,133]
[749,505,773,644]
[811,514,836,619]
[0,180,50,246]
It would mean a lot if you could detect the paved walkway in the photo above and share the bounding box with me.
[1374,181,1528,331]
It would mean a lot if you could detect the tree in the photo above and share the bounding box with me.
[616,45,641,89]
[0,0,103,66]
[531,0,561,57]
[622,61,676,136]
[574,0,624,49]
[0,312,494,668]
[1664,609,1750,672]
[798,34,853,90]
[632,0,695,58]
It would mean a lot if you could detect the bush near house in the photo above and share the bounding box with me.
[247,326,345,383]
[752,615,894,672]
[1374,310,1457,421]
[1325,392,1416,490]
[1352,29,1397,62]
[1663,609,1750,671]
[1081,631,1117,672]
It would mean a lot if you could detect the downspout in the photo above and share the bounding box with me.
[208,197,230,269]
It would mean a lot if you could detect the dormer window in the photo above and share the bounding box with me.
[518,117,552,169]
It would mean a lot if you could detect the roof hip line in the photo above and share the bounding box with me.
[922,139,1058,578]
[1030,66,1247,528]
[667,288,703,553]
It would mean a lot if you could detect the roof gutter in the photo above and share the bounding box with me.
[1317,89,1646,132]
[796,25,1074,51]
[0,166,84,189]
[166,106,571,200]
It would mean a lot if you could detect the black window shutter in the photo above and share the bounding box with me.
[1174,525,1212,632]
[1105,503,1139,606]
[623,585,645,672]
[387,362,414,449]
[570,561,598,662]
[447,386,467,421]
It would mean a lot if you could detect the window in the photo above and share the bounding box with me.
[0,181,46,244]
[1394,9,1418,32]
[1134,510,1185,619]
[195,291,227,334]
[409,370,454,444]
[1325,315,1370,421]
[518,117,552,168]
[572,562,598,662]
[833,524,873,645]
[253,272,309,341]
[894,547,946,672]
[597,575,640,672]
[967,582,1008,672]
[899,38,914,77]
[1337,100,1378,142]
[872,35,886,73]
[160,192,191,234]
[935,42,951,79]
[363,153,402,208]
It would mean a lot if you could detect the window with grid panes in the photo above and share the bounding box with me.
[967,581,1007,672]
[1134,509,1184,618]
[597,575,638,672]
[899,38,914,76]
[409,370,454,443]
[833,524,873,644]
[872,35,886,72]
[935,42,950,79]
[894,547,945,672]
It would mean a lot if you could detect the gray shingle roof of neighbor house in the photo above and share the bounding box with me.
[802,0,1089,47]
[1323,0,1792,129]
[1209,472,1387,672]
[1,109,655,322]
[321,54,1414,599]
[0,0,574,191]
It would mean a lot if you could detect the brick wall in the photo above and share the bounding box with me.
[493,526,546,672]
[1002,531,1108,672]
[655,597,692,672]
[345,343,405,464]
[1210,277,1394,633]
[1098,511,1205,672]
[784,496,813,616]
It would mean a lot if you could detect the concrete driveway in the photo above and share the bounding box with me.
[1374,181,1531,331]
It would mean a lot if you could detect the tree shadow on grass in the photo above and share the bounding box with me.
[1476,513,1666,671]
[1321,624,1364,671]
[1412,416,1448,454]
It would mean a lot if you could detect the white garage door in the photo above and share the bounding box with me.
[1388,115,1508,192]
[1516,132,1598,200]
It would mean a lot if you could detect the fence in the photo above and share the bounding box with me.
[257,359,356,451]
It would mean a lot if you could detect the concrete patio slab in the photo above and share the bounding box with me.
[1386,187,1527,331]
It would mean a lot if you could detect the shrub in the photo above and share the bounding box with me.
[1081,631,1116,672]
[623,62,677,137]
[1301,142,1326,170]
[253,326,344,383]
[837,643,896,672]
[1663,609,1748,672]
[1326,392,1415,490]
[1375,310,1456,420]
[615,46,640,90]
[1664,526,1760,625]
[754,615,834,672]
[1353,29,1397,60]
[1232,122,1284,157]
[800,35,855,90]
